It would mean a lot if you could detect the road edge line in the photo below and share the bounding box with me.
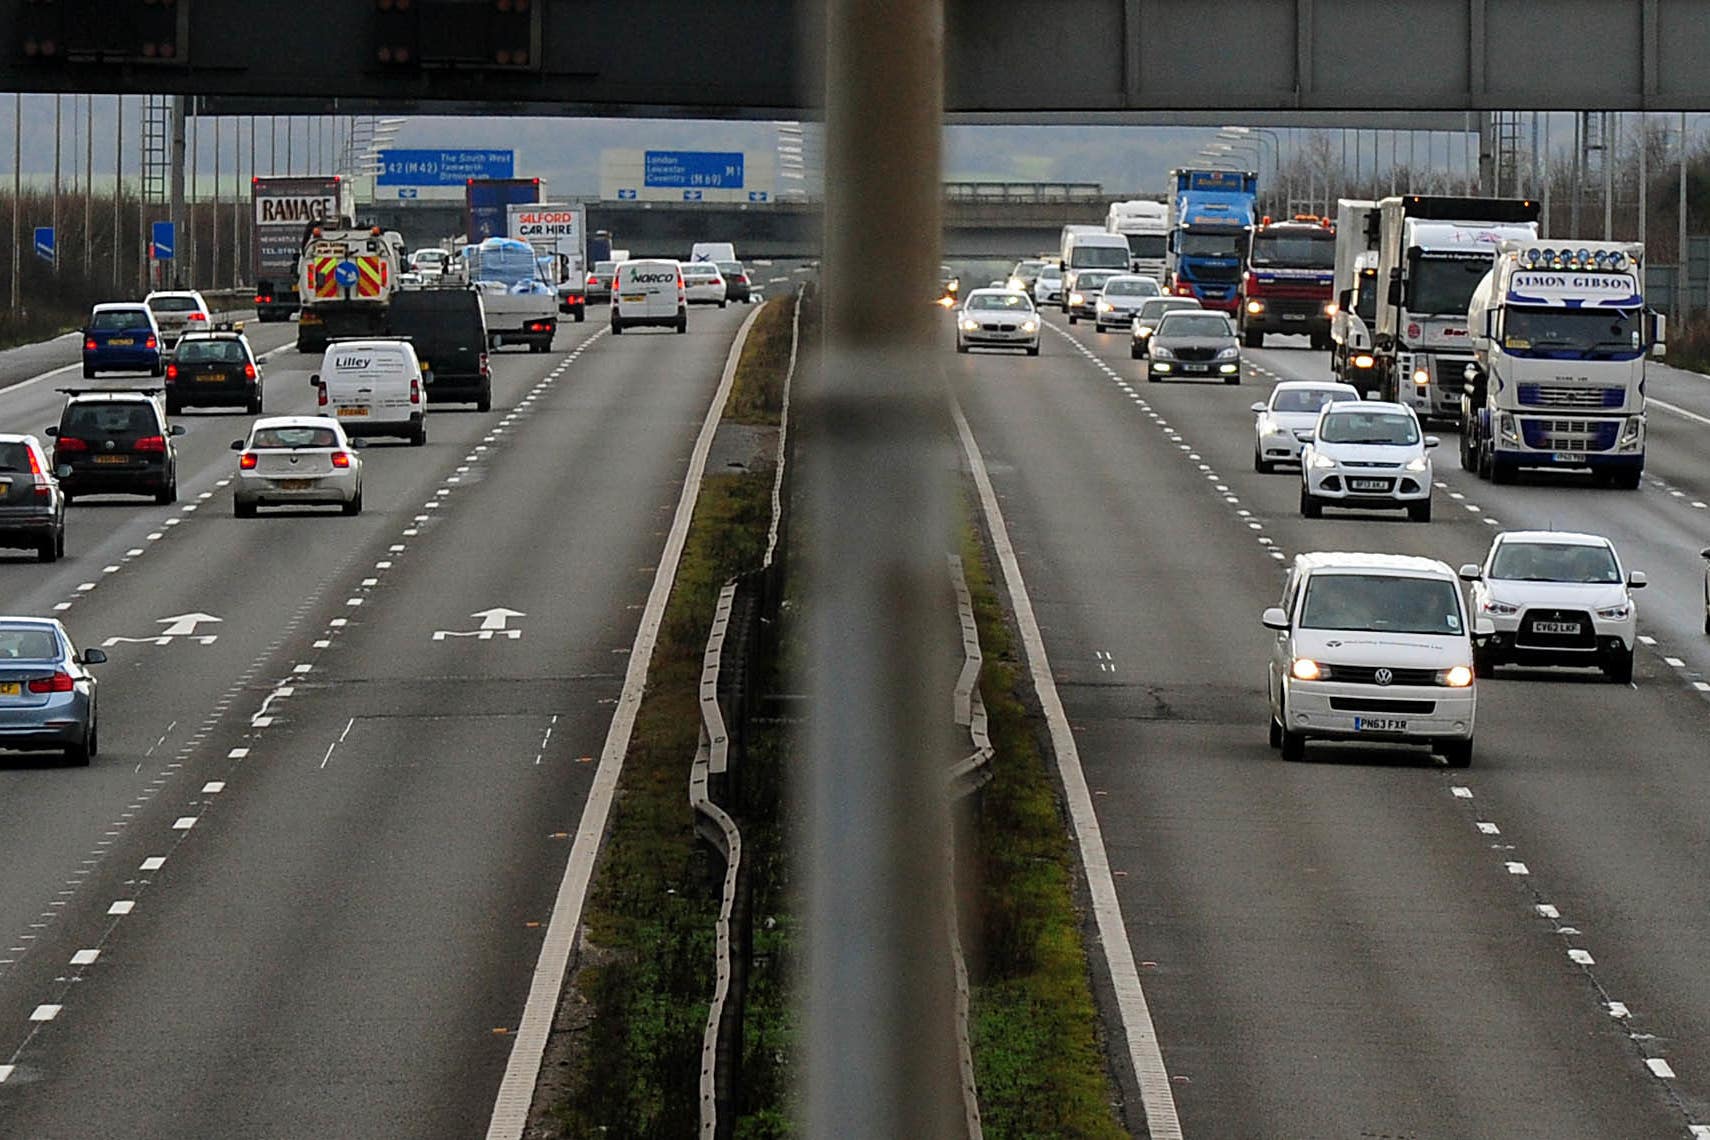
[485,306,767,1139]
[949,392,1184,1140]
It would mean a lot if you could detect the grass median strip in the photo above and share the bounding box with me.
[961,511,1129,1140]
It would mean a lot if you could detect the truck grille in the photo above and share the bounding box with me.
[1320,665,1438,686]
[1516,385,1625,409]
[1519,418,1620,451]
[1189,263,1241,284]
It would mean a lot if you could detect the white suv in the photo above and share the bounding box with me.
[1300,400,1436,522]
[1459,531,1643,683]
[1263,552,1482,767]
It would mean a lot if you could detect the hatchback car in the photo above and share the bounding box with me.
[82,304,162,379]
[144,290,212,348]
[716,261,752,304]
[0,619,105,764]
[586,260,619,304]
[1299,401,1435,522]
[1063,269,1120,323]
[1033,265,1064,307]
[956,289,1041,355]
[682,263,728,307]
[0,435,66,563]
[1252,380,1362,473]
[1460,532,1643,682]
[1129,297,1204,358]
[1145,310,1241,383]
[1092,274,1163,332]
[232,416,364,518]
[46,389,183,504]
[1263,553,1479,766]
[167,327,263,414]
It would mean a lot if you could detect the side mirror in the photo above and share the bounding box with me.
[1058,260,1066,271]
[1628,571,1647,589]
[43,426,57,437]
[1261,606,1290,631]
[1337,288,1353,310]
[55,465,71,479]
[1387,279,1403,307]
[229,440,244,451]
[80,648,107,666]
[309,374,323,388]
[1701,546,1710,561]
[1650,311,1667,357]
[169,424,186,437]
[1298,430,1315,442]
[1250,402,1268,414]
[1483,308,1496,338]
[1473,618,1497,639]
[1424,436,1440,449]
[1457,563,1482,582]
[349,438,368,450]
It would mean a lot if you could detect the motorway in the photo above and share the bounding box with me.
[0,297,763,1136]
[952,306,1710,1137]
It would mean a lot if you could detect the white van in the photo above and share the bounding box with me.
[312,338,428,446]
[690,242,736,264]
[612,260,687,335]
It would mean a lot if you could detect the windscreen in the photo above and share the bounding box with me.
[1139,299,1199,321]
[1073,272,1117,291]
[90,310,149,330]
[1103,279,1156,297]
[1489,542,1621,584]
[149,296,199,312]
[0,628,59,660]
[1156,314,1232,338]
[252,426,340,449]
[716,262,743,276]
[1317,410,1420,446]
[470,239,551,292]
[1069,244,1130,270]
[1178,232,1246,258]
[1126,234,1167,259]
[1409,255,1491,315]
[64,404,156,436]
[1250,232,1335,268]
[594,261,617,274]
[1300,574,1464,636]
[1501,307,1641,359]
[1037,266,1062,281]
[1272,388,1354,414]
[176,340,246,364]
[967,293,1033,312]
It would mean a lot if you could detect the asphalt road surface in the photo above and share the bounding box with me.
[952,310,1710,1138]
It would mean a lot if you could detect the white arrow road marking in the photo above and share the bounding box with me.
[100,613,222,648]
[433,607,526,641]
[473,607,525,630]
[158,613,221,637]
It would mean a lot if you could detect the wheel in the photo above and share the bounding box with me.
[248,393,263,415]
[1147,372,1160,383]
[1067,314,1077,325]
[1604,646,1635,684]
[1299,485,1323,519]
[476,386,492,414]
[54,528,64,558]
[165,398,182,416]
[1439,739,1473,768]
[342,487,363,516]
[1224,372,1241,385]
[87,718,98,758]
[1254,449,1272,474]
[1472,643,1495,676]
[1703,611,1710,636]
[1243,327,1262,348]
[1280,726,1306,762]
[574,308,586,323]
[1491,458,1516,484]
[676,312,688,334]
[611,319,624,335]
[1459,426,1475,471]
[1408,499,1432,523]
[155,480,177,505]
[1477,438,1494,480]
[36,536,57,563]
[1611,468,1643,490]
[956,342,969,354]
[718,300,727,309]
[1268,715,1282,749]
[234,499,257,518]
[410,421,427,447]
[149,362,163,378]
[1131,346,1142,360]
[1026,345,1039,357]
[82,365,95,379]
[66,727,91,767]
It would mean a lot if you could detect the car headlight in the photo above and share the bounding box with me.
[1439,664,1474,688]
[1404,456,1429,472]
[1353,353,1375,369]
[1216,346,1239,360]
[1022,320,1038,333]
[1595,603,1633,620]
[1097,300,1113,311]
[1069,292,1084,305]
[1481,599,1520,616]
[1310,452,1336,469]
[1290,657,1322,681]
[1150,345,1175,360]
[1151,361,1174,373]
[960,319,979,331]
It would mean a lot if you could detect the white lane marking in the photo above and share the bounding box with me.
[320,717,356,770]
[1476,821,1501,835]
[1650,397,1710,428]
[1568,948,1596,965]
[139,857,165,871]
[0,361,81,398]
[1608,1001,1630,1018]
[1452,786,1474,798]
[29,1004,60,1022]
[106,901,133,915]
[485,305,764,1140]
[1506,861,1530,875]
[1639,635,1658,646]
[227,748,248,759]
[70,949,98,966]
[172,817,197,831]
[1536,904,1560,918]
[201,782,224,794]
[1664,657,1685,668]
[949,392,1182,1138]
[1648,1058,1677,1079]
[1694,682,1710,693]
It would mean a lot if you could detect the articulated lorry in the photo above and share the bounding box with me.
[1237,214,1336,348]
[1105,199,1169,280]
[1461,241,1664,488]
[295,226,405,354]
[1372,194,1540,420]
[466,177,543,244]
[1164,168,1257,313]
[251,176,351,323]
[1329,199,1381,393]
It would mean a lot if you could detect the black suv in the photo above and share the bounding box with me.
[167,326,263,414]
[46,389,184,504]
[387,287,492,411]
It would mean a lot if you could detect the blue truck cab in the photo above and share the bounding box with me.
[1165,169,1259,315]
[82,303,164,379]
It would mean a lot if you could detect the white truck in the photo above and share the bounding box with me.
[295,226,406,355]
[1461,240,1663,488]
[1372,195,1541,420]
[1329,199,1380,393]
[467,236,559,353]
[509,203,588,323]
[1105,199,1169,281]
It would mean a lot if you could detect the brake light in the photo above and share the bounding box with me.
[55,437,89,453]
[239,451,258,470]
[479,352,491,376]
[244,362,257,380]
[331,451,352,469]
[27,672,74,694]
[255,295,270,305]
[410,377,421,404]
[317,384,328,408]
[188,312,207,322]
[587,274,598,286]
[25,448,41,476]
[165,363,178,380]
[738,275,749,284]
[83,338,96,352]
[145,335,158,350]
[135,435,168,453]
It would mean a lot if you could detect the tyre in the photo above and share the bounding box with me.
[956,342,969,354]
[234,499,257,518]
[1491,458,1516,484]
[1243,327,1262,348]
[342,487,363,516]
[36,536,57,564]
[1254,449,1272,474]
[155,480,177,505]
[1280,726,1306,762]
[476,386,492,414]
[1300,485,1323,519]
[410,421,427,447]
[1130,346,1142,360]
[82,365,95,380]
[1026,345,1039,357]
[1268,715,1282,749]
[149,362,163,378]
[1439,738,1473,768]
[66,727,91,767]
[574,308,586,323]
[611,319,624,335]
[1473,643,1495,676]
[1604,646,1635,684]
[249,392,264,415]
[165,398,182,417]
[1224,372,1241,386]
[1703,611,1710,636]
[676,312,688,334]
[1477,439,1494,480]
[54,528,64,559]
[718,300,727,309]
[1612,468,1643,490]
[1459,426,1475,471]
[1408,498,1433,523]
[1067,314,1077,325]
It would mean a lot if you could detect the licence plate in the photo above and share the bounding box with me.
[1182,363,1207,373]
[1354,717,1407,732]
[622,294,646,302]
[336,407,369,417]
[1552,452,1585,464]
[1283,313,1306,321]
[1533,621,1581,635]
[94,455,129,465]
[278,479,313,491]
[1350,478,1389,491]
[198,372,227,383]
[0,682,18,697]
[109,337,134,346]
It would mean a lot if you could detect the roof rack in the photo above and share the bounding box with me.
[56,386,165,397]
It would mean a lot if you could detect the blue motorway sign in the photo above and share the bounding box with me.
[151,220,175,261]
[616,188,637,200]
[748,190,770,203]
[334,260,361,289]
[32,226,53,263]
[644,150,744,190]
[683,190,703,202]
[377,149,515,187]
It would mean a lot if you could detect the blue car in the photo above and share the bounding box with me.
[0,618,104,765]
[83,303,163,379]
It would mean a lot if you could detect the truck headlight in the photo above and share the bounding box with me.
[1618,417,1644,448]
[1439,665,1474,688]
[1353,353,1375,369]
[1412,367,1431,386]
[1246,300,1265,314]
[1498,413,1519,443]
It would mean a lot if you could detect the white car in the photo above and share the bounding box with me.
[1263,551,1480,767]
[144,290,212,347]
[1299,401,1436,522]
[1459,531,1643,682]
[411,248,449,278]
[956,289,1040,356]
[681,262,728,307]
[231,416,364,517]
[1092,274,1163,331]
[1033,266,1064,306]
[1252,380,1362,473]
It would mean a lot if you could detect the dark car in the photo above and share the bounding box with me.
[716,260,752,303]
[387,287,493,412]
[586,260,618,304]
[166,328,263,414]
[0,435,66,562]
[46,389,184,503]
[1144,310,1242,384]
[82,304,162,379]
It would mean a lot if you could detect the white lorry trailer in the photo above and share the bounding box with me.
[467,236,559,353]
[509,203,588,323]
[1372,195,1540,420]
[1329,199,1380,393]
[1461,240,1663,488]
[1105,199,1169,281]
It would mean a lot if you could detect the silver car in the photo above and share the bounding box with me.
[232,416,365,517]
[143,290,212,348]
[1093,274,1163,332]
[0,619,104,764]
[1144,310,1242,383]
